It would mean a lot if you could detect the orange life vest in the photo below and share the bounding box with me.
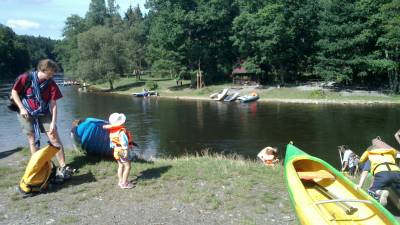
[103,125,135,160]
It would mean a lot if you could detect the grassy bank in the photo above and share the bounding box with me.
[0,148,295,225]
[91,76,400,104]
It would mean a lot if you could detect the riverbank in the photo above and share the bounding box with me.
[92,77,400,105]
[0,148,296,225]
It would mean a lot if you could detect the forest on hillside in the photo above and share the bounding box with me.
[1,0,399,92]
[0,24,57,79]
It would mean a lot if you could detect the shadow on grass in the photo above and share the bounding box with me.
[69,153,154,169]
[0,147,23,160]
[101,82,146,92]
[68,154,113,169]
[146,77,172,82]
[65,171,97,186]
[48,171,97,193]
[168,84,190,91]
[133,155,155,164]
[114,81,146,91]
[136,165,172,181]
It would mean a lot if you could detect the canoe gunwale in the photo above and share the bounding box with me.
[315,199,373,205]
[284,144,400,225]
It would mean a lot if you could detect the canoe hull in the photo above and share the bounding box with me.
[133,91,157,97]
[238,95,259,103]
[284,144,399,225]
[224,92,239,102]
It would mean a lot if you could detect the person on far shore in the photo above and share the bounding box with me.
[339,145,354,173]
[11,59,73,176]
[103,113,137,189]
[348,153,360,176]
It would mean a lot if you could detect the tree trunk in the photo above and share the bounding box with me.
[395,67,400,94]
[279,65,285,85]
[109,79,114,91]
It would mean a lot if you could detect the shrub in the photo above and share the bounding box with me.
[146,81,158,90]
[309,89,326,98]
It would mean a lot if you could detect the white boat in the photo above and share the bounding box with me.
[133,90,158,97]
[238,92,259,103]
[209,93,218,99]
[210,88,229,101]
[224,92,239,102]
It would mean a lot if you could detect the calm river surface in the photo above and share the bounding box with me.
[1,80,400,167]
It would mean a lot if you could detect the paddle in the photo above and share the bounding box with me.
[338,145,344,169]
[303,180,358,215]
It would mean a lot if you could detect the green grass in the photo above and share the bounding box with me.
[0,148,295,225]
[91,76,400,103]
[60,215,80,224]
[63,149,287,209]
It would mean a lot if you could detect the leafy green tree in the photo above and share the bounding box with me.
[314,0,384,85]
[0,25,30,78]
[283,0,321,79]
[77,26,126,90]
[315,0,357,82]
[123,5,148,79]
[105,0,123,28]
[231,3,293,84]
[147,0,239,83]
[17,35,57,68]
[377,0,400,92]
[55,15,88,78]
[86,0,107,27]
[124,4,143,26]
[146,7,185,78]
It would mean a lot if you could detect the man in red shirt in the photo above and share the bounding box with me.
[11,59,69,172]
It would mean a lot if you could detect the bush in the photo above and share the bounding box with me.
[309,89,327,98]
[146,81,158,90]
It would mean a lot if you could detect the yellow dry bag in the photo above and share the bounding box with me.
[19,144,59,193]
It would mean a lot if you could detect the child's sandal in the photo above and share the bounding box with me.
[120,182,135,189]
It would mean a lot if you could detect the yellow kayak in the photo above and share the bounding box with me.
[284,144,399,225]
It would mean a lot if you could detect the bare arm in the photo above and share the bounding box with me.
[341,161,349,172]
[49,100,57,134]
[11,89,29,118]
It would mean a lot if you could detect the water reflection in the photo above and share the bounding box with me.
[1,80,400,167]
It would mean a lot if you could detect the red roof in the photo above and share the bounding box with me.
[232,67,248,74]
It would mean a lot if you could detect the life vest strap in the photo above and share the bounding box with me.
[372,162,399,175]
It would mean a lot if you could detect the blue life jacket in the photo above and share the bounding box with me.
[73,118,112,157]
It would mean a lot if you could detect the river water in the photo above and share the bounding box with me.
[1,80,400,167]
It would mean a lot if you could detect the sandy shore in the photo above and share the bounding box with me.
[145,94,399,105]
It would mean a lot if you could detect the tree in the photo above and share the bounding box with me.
[283,0,321,79]
[146,0,239,83]
[122,5,148,79]
[377,0,400,92]
[105,0,122,28]
[86,0,107,27]
[55,15,88,78]
[0,25,32,78]
[77,26,126,90]
[124,4,143,26]
[231,3,293,84]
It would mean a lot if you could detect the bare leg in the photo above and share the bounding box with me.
[117,161,123,184]
[27,133,37,154]
[122,161,131,184]
[46,129,66,167]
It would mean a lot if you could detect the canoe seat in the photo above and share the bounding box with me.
[297,170,335,180]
